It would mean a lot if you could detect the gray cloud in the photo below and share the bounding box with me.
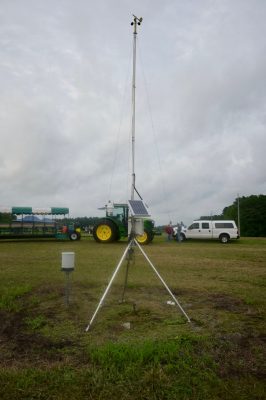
[0,0,265,225]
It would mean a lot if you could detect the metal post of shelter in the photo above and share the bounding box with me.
[65,271,71,306]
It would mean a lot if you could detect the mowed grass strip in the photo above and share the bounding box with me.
[0,236,265,399]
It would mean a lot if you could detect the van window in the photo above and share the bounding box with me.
[202,223,209,229]
[188,223,199,230]
[215,222,234,228]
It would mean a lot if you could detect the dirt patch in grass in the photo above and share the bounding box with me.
[213,332,266,380]
[0,308,76,366]
[207,293,245,312]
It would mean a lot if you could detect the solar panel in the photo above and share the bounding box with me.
[128,200,150,217]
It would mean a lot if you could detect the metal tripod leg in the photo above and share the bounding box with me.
[121,242,135,302]
[85,239,134,331]
[134,239,191,323]
[85,237,190,331]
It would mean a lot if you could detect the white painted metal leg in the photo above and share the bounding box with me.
[85,240,134,331]
[134,239,191,323]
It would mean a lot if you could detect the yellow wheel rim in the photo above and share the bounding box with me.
[96,225,112,241]
[136,231,148,244]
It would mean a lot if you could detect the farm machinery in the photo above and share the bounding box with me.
[0,207,81,241]
[93,201,155,245]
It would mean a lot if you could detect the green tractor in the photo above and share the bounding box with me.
[93,202,154,245]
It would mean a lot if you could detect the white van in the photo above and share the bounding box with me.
[180,220,239,243]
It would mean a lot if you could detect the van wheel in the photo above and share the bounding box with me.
[220,234,229,244]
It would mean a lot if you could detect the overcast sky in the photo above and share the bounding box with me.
[1,0,265,225]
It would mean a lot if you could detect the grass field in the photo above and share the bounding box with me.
[0,236,265,399]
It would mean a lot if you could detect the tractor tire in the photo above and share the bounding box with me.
[136,229,152,245]
[69,232,80,241]
[93,220,118,243]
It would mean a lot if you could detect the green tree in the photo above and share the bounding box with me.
[223,195,266,237]
[0,213,13,223]
[61,216,101,229]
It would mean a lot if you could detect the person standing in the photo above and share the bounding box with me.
[165,222,173,241]
[176,222,182,242]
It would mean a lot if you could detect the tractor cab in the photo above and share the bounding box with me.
[106,202,128,227]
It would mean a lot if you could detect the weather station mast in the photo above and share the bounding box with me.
[130,15,142,202]
[128,15,145,244]
[85,16,191,331]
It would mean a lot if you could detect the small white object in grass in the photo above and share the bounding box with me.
[166,300,175,306]
[121,322,131,329]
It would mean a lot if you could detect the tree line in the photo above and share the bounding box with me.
[199,194,266,237]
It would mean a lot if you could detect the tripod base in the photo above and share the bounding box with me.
[85,238,190,331]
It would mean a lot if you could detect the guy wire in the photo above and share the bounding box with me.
[138,41,172,223]
[108,44,132,201]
